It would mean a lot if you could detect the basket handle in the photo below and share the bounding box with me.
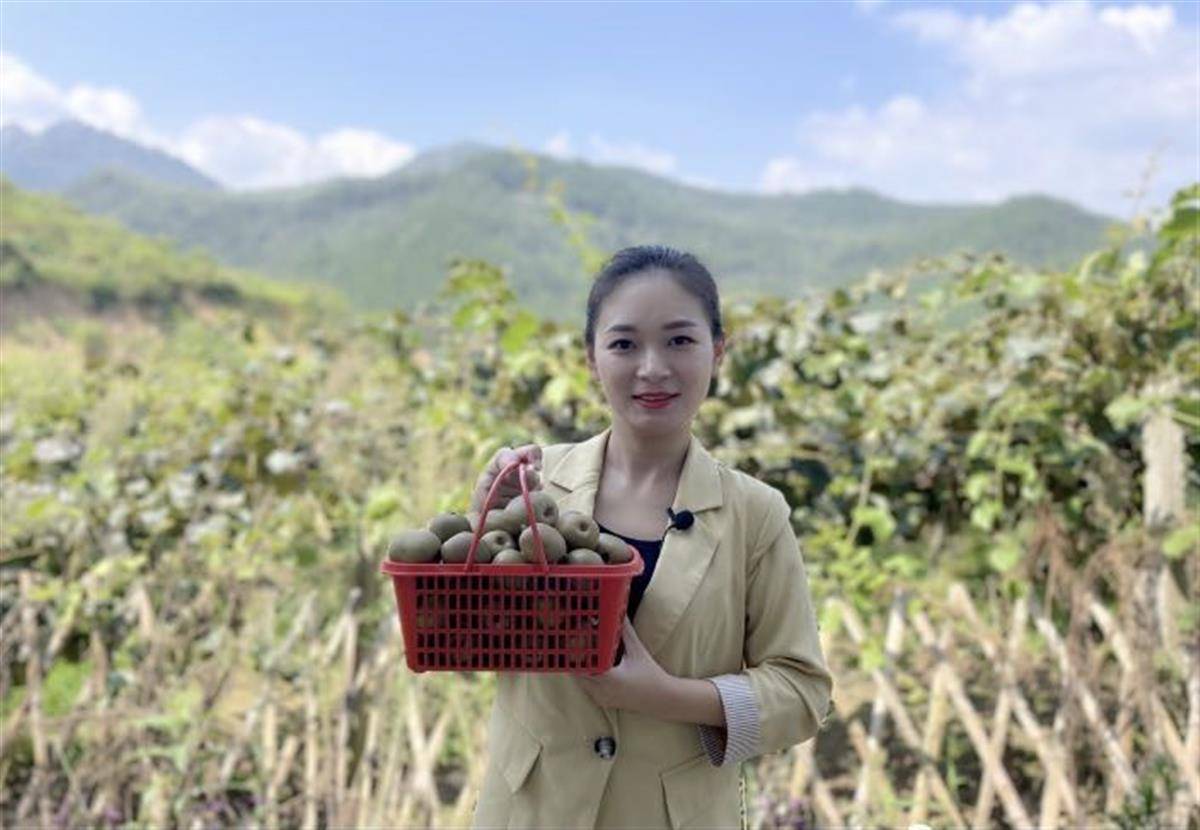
[464,458,549,573]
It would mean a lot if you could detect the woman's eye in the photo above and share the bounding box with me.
[609,336,694,350]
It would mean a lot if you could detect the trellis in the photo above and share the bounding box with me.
[762,570,1198,830]
[3,411,1194,827]
[4,563,1196,828]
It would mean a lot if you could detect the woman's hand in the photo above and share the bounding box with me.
[575,618,674,713]
[471,444,543,514]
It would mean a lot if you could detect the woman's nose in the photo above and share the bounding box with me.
[636,348,670,379]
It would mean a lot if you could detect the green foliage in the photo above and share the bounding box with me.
[386,182,1196,613]
[1108,755,1188,830]
[1162,523,1199,561]
[0,177,1194,828]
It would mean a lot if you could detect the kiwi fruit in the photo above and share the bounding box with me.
[466,509,505,533]
[440,530,479,564]
[596,532,633,564]
[485,610,511,632]
[565,632,591,668]
[505,491,559,530]
[490,548,526,589]
[427,512,471,542]
[489,505,524,536]
[387,529,441,563]
[491,548,524,565]
[564,548,604,566]
[479,530,515,560]
[518,523,567,564]
[483,508,520,534]
[502,495,533,530]
[558,510,599,549]
[533,595,566,629]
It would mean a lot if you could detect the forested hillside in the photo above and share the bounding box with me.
[0,179,347,334]
[59,142,1115,319]
[0,120,220,193]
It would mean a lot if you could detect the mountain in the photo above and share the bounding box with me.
[0,177,346,333]
[46,132,1115,321]
[0,120,220,193]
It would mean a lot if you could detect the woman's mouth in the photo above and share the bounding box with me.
[634,394,678,410]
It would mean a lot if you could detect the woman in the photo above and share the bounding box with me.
[469,246,832,829]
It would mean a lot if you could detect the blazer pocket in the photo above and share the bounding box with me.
[500,714,543,794]
[660,751,730,829]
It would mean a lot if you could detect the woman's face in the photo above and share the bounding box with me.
[587,270,724,439]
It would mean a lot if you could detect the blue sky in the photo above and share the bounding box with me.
[2,1,1196,215]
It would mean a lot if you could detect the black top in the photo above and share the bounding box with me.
[596,521,663,622]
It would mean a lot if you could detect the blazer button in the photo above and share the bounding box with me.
[593,736,616,759]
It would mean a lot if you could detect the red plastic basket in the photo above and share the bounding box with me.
[380,459,643,674]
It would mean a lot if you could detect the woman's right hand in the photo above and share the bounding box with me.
[471,444,543,514]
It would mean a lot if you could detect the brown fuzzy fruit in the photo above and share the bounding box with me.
[557,510,599,549]
[387,529,441,563]
[596,532,634,564]
[489,505,523,536]
[479,530,514,560]
[503,495,533,530]
[482,508,520,535]
[564,548,604,566]
[533,595,566,629]
[518,523,567,564]
[505,492,559,530]
[427,512,471,542]
[440,530,479,564]
[491,548,525,564]
[489,548,526,589]
[565,632,592,669]
[467,509,508,533]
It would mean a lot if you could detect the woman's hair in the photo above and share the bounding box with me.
[584,245,724,351]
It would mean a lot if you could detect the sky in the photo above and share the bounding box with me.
[1,0,1196,216]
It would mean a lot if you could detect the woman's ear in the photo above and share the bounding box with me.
[713,335,729,369]
[586,346,599,383]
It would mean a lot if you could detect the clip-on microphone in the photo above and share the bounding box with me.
[666,507,695,531]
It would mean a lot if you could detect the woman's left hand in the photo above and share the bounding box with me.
[576,617,674,713]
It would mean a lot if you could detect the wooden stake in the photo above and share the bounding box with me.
[912,611,1034,829]
[304,678,319,830]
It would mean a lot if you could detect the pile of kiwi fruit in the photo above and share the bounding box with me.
[386,491,635,567]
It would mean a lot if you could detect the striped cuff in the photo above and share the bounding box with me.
[697,674,761,767]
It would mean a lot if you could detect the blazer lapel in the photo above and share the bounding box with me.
[545,427,725,663]
[635,434,723,661]
[545,428,608,517]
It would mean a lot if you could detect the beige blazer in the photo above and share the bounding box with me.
[471,427,832,829]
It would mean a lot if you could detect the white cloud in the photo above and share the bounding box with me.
[63,85,146,137]
[587,136,678,176]
[0,52,415,190]
[540,130,679,177]
[314,128,414,178]
[761,2,1198,215]
[543,130,573,158]
[172,116,414,189]
[0,53,65,128]
[1,53,166,148]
